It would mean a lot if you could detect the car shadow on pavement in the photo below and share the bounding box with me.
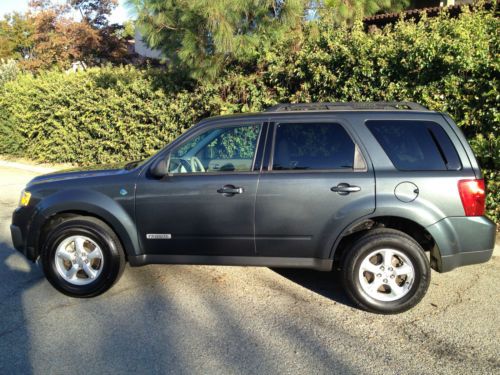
[271,268,356,308]
[0,240,358,373]
[0,241,44,375]
[103,264,359,374]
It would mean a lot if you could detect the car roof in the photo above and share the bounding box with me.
[264,102,429,112]
[197,102,438,126]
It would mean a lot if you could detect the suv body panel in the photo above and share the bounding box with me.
[11,169,142,260]
[10,108,496,273]
[134,119,266,257]
[255,117,375,259]
[135,173,259,256]
[426,216,495,272]
[255,170,375,259]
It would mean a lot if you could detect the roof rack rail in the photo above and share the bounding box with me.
[264,102,428,112]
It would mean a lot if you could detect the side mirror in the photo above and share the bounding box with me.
[150,156,169,178]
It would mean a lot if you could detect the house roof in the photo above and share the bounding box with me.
[363,1,497,28]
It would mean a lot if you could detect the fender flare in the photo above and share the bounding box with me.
[328,206,443,260]
[27,189,141,258]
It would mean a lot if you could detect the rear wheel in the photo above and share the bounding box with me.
[41,216,125,297]
[342,228,430,314]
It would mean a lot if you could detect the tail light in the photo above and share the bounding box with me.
[457,179,486,216]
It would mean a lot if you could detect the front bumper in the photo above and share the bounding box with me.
[10,223,37,260]
[426,216,496,272]
[10,206,38,261]
[10,224,24,251]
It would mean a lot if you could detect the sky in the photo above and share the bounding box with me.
[0,0,133,24]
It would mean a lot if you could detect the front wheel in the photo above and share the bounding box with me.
[342,228,431,314]
[40,216,126,297]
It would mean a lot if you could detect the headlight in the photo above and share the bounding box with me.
[19,190,31,207]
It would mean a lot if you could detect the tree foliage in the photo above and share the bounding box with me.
[70,0,118,28]
[0,13,35,60]
[131,0,412,79]
[0,9,498,220]
[0,0,130,70]
[24,1,102,70]
[130,0,307,79]
[0,59,19,86]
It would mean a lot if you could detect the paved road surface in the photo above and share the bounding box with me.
[0,165,499,374]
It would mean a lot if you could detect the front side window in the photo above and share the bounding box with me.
[168,123,261,174]
[272,123,355,171]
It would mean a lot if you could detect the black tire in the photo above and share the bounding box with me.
[40,216,126,298]
[341,228,430,314]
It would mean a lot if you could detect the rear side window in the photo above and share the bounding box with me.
[272,123,355,170]
[366,120,461,171]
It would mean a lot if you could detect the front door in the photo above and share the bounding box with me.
[255,121,375,259]
[136,122,263,256]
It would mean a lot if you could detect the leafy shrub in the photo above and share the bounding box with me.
[0,9,498,221]
[0,66,220,164]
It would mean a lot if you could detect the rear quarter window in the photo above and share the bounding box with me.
[366,120,462,171]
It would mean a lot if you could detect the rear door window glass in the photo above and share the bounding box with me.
[366,120,461,171]
[272,123,355,170]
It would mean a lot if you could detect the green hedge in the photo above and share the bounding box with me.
[0,67,220,163]
[0,9,498,221]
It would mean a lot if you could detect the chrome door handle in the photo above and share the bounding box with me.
[331,183,361,195]
[217,185,244,195]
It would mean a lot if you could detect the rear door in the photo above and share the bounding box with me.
[255,120,375,259]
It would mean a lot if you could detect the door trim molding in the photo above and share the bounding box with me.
[128,254,333,271]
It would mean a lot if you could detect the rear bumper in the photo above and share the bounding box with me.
[439,249,493,273]
[426,216,496,272]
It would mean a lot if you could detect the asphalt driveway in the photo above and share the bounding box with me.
[0,163,499,374]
